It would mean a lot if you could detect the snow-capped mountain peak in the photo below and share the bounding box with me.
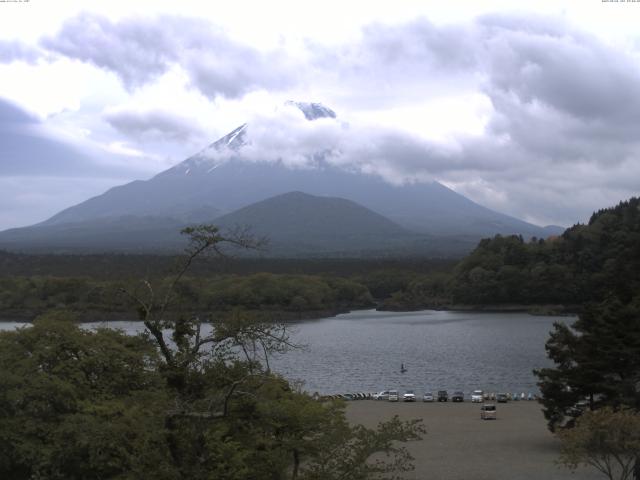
[164,101,337,176]
[164,123,248,176]
[286,101,337,120]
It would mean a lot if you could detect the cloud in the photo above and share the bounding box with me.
[207,102,484,184]
[0,97,90,175]
[41,14,177,89]
[0,39,40,64]
[0,97,151,178]
[479,14,640,123]
[41,13,296,99]
[104,108,204,142]
[317,18,477,80]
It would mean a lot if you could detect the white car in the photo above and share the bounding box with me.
[423,392,434,402]
[373,390,390,401]
[403,390,416,402]
[471,390,485,403]
[388,390,399,402]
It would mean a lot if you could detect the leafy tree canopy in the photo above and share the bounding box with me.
[450,197,640,307]
[558,407,640,480]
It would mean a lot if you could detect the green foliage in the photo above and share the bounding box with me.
[0,251,455,280]
[0,312,174,479]
[557,407,640,480]
[0,308,424,480]
[206,273,373,312]
[378,272,451,310]
[299,415,425,480]
[535,295,640,431]
[450,197,640,307]
[0,273,374,320]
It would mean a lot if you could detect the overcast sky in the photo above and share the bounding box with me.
[1,0,640,230]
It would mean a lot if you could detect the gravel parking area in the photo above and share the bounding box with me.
[346,400,603,480]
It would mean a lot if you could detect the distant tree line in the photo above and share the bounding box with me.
[0,251,454,280]
[0,273,375,321]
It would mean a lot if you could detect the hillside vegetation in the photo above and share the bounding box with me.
[448,197,640,307]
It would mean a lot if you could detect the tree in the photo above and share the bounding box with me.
[122,224,425,478]
[535,296,640,432]
[536,295,640,479]
[0,311,176,479]
[299,415,424,480]
[558,407,640,480]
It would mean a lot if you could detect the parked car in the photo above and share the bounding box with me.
[496,393,509,403]
[471,390,484,403]
[373,390,390,401]
[452,391,465,402]
[480,403,497,420]
[388,390,399,402]
[403,390,416,402]
[437,390,449,402]
[423,391,434,402]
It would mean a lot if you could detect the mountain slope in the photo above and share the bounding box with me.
[38,156,560,238]
[0,215,190,253]
[214,191,415,254]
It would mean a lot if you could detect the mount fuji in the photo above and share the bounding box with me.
[0,102,562,256]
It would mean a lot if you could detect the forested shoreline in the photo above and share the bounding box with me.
[1,198,638,321]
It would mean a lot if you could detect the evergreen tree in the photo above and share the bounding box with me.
[535,296,640,432]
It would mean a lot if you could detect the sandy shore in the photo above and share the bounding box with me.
[346,400,602,480]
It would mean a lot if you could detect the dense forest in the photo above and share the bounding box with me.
[0,253,453,320]
[0,274,377,321]
[448,197,640,307]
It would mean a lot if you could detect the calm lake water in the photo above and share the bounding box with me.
[0,310,570,395]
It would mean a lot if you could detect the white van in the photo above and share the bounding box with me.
[388,390,399,402]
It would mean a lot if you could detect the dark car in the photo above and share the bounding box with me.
[452,391,464,402]
[437,390,448,402]
[497,393,509,403]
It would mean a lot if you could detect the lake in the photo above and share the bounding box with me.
[0,309,569,396]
